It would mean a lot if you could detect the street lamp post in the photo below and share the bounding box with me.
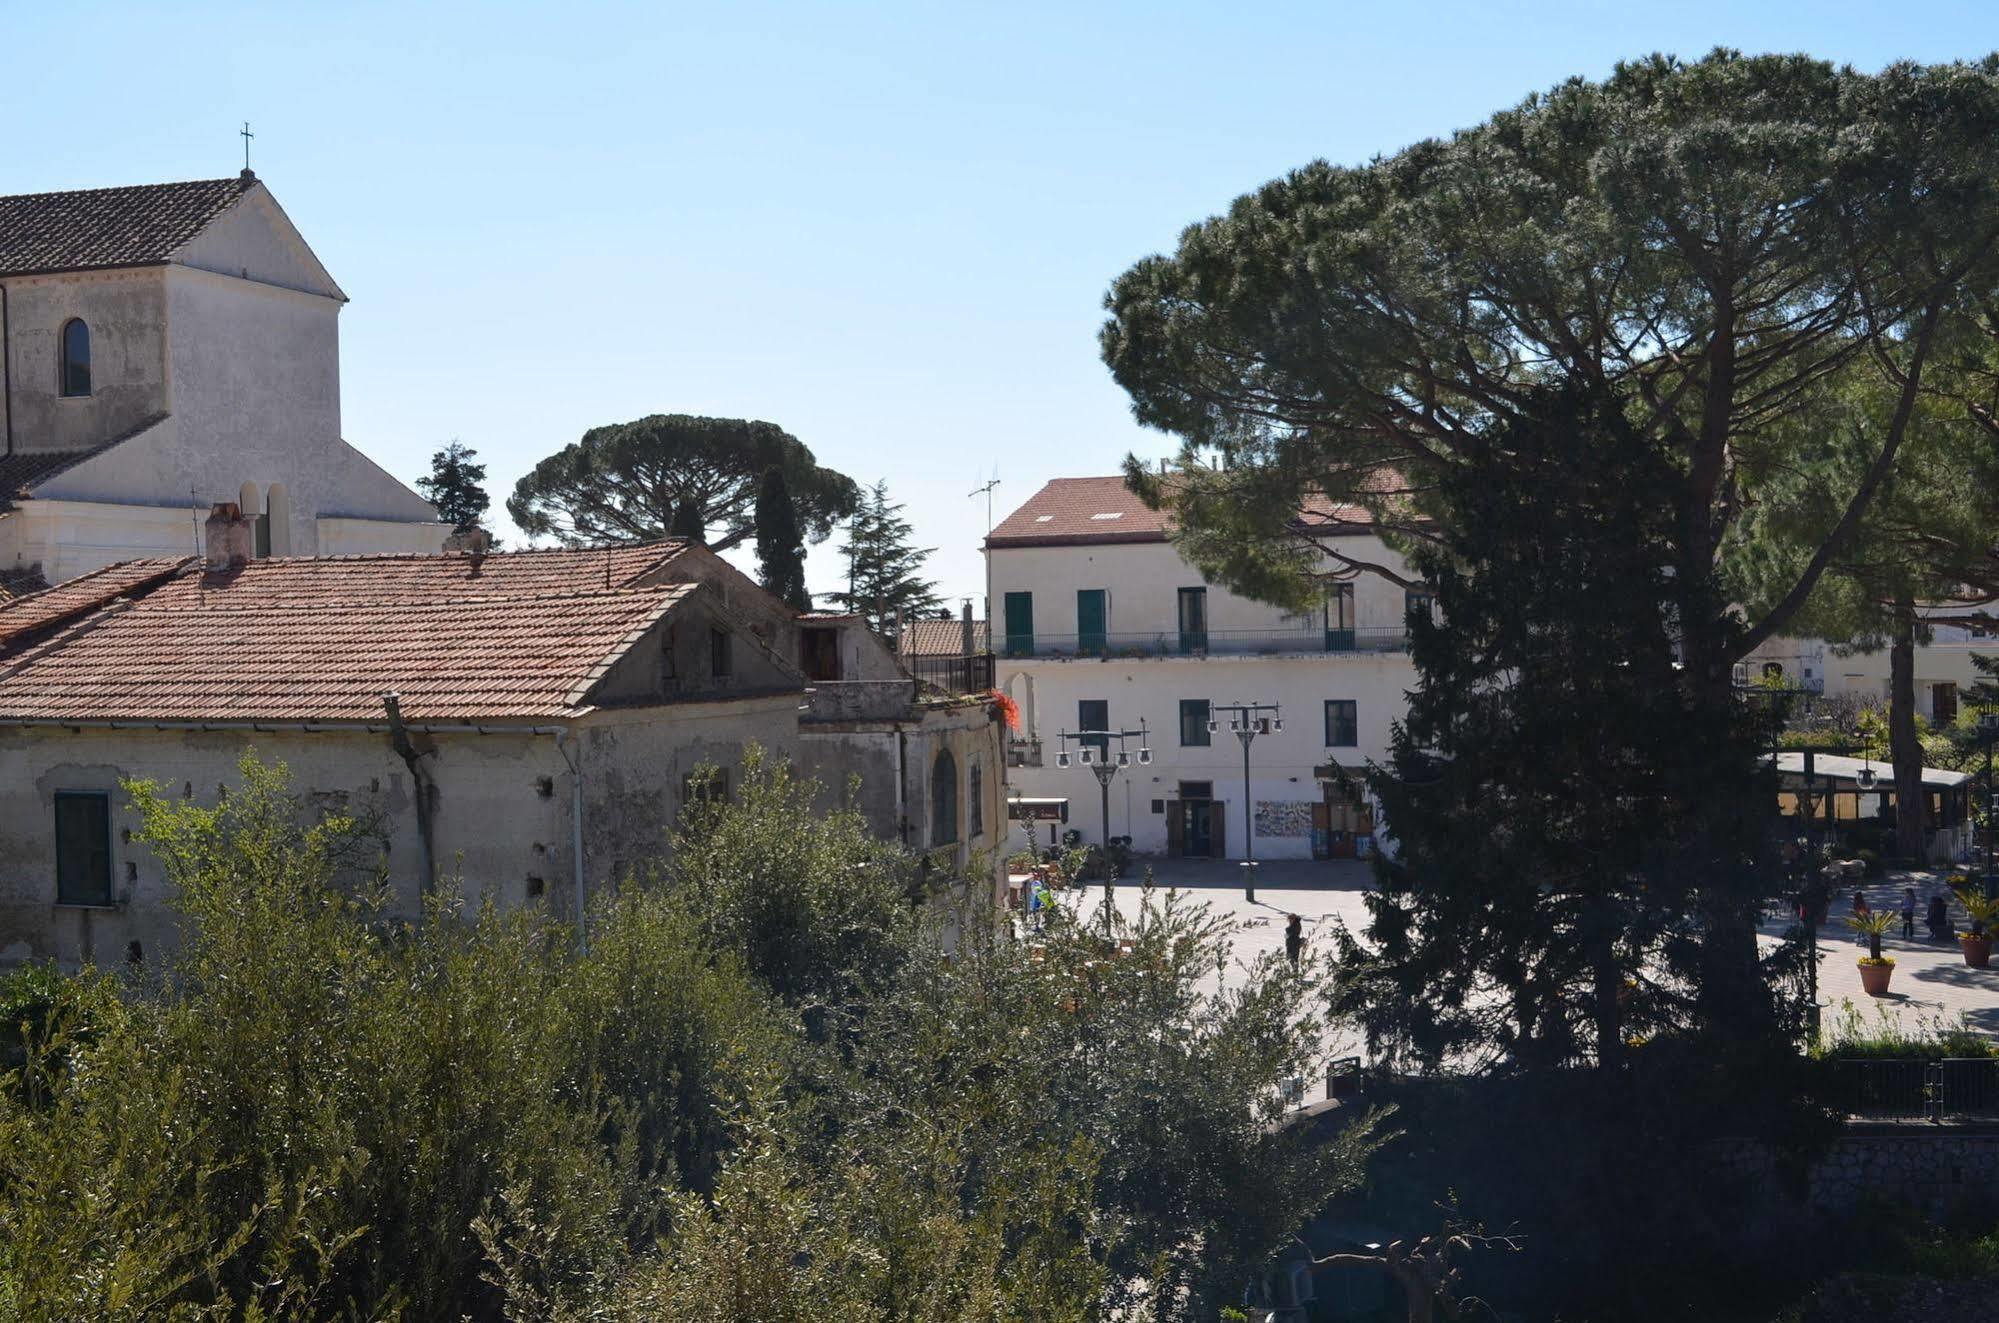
[1210,701,1282,902]
[1054,721,1153,933]
[1980,710,1999,899]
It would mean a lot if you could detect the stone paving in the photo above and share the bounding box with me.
[1777,869,1999,1041]
[1030,856,1999,1058]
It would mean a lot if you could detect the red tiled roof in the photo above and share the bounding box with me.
[901,618,989,657]
[0,542,718,723]
[0,557,190,649]
[986,476,1375,548]
[0,177,255,277]
[136,542,698,609]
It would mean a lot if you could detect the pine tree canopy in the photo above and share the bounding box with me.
[1102,51,1999,695]
[507,415,859,551]
[829,480,940,638]
[416,441,491,532]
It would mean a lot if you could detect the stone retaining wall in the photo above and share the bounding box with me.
[1715,1127,1999,1219]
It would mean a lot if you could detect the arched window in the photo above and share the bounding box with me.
[931,750,958,847]
[968,762,984,839]
[1762,661,1785,682]
[59,319,91,397]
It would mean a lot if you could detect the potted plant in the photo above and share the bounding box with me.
[1955,886,1999,969]
[1846,910,1896,995]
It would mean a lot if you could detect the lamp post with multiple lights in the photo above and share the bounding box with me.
[1054,722,1153,919]
[1980,709,1999,900]
[1208,701,1282,902]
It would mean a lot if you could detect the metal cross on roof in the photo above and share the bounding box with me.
[240,121,254,172]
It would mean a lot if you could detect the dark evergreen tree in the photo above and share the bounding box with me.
[415,441,491,534]
[752,467,811,611]
[507,414,858,550]
[1335,385,1778,1072]
[828,481,939,640]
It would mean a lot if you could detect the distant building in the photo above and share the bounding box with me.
[988,476,1418,863]
[0,525,1004,967]
[0,173,444,595]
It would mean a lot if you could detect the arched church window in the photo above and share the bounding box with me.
[931,750,958,847]
[59,319,91,397]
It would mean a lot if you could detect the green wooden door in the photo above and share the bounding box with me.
[1077,589,1107,655]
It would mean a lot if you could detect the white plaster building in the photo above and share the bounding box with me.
[1745,623,1999,726]
[988,477,1419,864]
[0,528,1006,968]
[0,173,444,594]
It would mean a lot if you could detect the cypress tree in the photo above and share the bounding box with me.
[754,467,812,611]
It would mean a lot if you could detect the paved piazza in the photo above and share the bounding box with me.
[1034,857,1999,1060]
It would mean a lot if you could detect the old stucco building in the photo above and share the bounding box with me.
[0,523,1005,967]
[0,172,444,594]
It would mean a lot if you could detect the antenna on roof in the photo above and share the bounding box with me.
[239,122,255,177]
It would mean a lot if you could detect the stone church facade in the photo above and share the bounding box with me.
[0,172,443,593]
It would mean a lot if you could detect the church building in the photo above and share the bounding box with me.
[0,171,444,594]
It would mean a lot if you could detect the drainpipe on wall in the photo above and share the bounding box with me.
[896,726,909,847]
[553,729,587,954]
[381,691,438,898]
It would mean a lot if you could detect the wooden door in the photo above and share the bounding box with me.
[1165,800,1184,855]
[1210,802,1227,859]
[1077,589,1107,654]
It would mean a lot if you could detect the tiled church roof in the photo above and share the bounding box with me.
[0,177,254,277]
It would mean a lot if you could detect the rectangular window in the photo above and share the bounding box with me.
[1003,592,1034,657]
[1077,589,1108,654]
[1324,700,1358,748]
[1078,699,1109,758]
[682,767,731,808]
[54,791,112,906]
[1180,698,1212,746]
[1177,587,1208,653]
[710,628,733,679]
[1404,589,1436,632]
[1178,780,1213,800]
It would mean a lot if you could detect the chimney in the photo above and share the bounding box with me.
[203,502,252,571]
[960,599,975,658]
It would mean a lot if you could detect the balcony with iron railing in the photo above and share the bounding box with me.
[997,625,1412,661]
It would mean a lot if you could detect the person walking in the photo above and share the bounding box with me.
[1284,914,1304,969]
[1927,893,1952,943]
[1901,886,1917,941]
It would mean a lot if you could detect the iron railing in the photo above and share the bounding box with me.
[998,626,1412,660]
[906,652,996,696]
[1837,1059,1999,1122]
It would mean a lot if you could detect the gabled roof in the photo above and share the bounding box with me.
[0,414,172,506]
[0,541,730,724]
[986,476,1376,549]
[0,177,256,278]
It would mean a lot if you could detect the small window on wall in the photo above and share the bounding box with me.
[710,628,733,679]
[1324,700,1358,748]
[1180,699,1211,747]
[54,792,113,905]
[59,319,91,397]
[969,762,984,838]
[932,750,959,846]
[682,767,730,808]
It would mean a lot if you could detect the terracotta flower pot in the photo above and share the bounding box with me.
[1964,934,1993,969]
[1858,960,1895,996]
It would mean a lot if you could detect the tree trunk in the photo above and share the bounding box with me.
[1891,600,1926,862]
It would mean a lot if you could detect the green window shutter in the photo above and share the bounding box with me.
[1076,590,1107,654]
[1003,592,1034,656]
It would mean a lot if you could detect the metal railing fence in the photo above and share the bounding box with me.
[1837,1058,1999,1122]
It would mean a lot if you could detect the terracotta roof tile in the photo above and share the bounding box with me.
[0,558,190,649]
[0,541,713,723]
[986,476,1378,548]
[0,177,254,277]
[901,618,988,657]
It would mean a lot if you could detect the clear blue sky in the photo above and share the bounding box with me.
[10,2,1997,604]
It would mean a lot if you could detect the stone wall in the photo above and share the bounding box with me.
[1715,1127,1999,1220]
